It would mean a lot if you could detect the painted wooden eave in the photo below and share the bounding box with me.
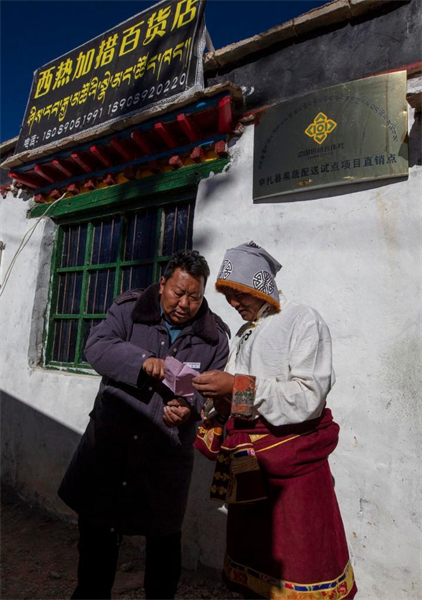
[4,91,235,203]
[204,0,413,72]
[1,82,243,171]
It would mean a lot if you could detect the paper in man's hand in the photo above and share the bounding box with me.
[162,356,199,398]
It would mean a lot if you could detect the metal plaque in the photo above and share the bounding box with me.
[253,71,408,202]
[15,0,206,155]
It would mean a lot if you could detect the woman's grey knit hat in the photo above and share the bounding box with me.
[215,241,282,310]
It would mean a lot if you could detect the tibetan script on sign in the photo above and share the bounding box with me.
[253,71,408,202]
[15,0,206,154]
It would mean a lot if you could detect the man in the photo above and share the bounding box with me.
[193,242,357,600]
[58,249,229,600]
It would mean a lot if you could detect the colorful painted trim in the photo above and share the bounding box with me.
[224,553,356,600]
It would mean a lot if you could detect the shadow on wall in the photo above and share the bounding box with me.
[409,111,421,168]
[198,167,235,203]
[1,389,81,520]
[1,389,229,571]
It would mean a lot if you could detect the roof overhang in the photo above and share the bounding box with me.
[1,82,243,172]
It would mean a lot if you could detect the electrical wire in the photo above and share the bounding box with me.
[0,193,66,298]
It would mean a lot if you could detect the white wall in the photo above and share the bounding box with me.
[1,105,420,599]
[0,192,100,513]
[191,110,421,598]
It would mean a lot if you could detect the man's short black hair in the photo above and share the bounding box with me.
[163,249,210,285]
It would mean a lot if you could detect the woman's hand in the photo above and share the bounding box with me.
[192,371,235,398]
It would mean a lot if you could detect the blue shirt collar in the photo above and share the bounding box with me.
[160,305,189,343]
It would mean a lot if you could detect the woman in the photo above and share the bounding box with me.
[193,241,357,600]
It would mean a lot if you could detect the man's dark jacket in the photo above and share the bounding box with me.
[58,283,230,536]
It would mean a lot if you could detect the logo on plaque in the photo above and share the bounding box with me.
[305,112,337,145]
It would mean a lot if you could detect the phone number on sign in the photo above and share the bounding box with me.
[37,74,188,144]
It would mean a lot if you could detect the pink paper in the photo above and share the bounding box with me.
[162,356,200,398]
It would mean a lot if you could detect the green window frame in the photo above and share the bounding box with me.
[45,195,195,371]
[39,159,229,373]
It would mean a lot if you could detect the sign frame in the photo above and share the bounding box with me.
[253,71,409,203]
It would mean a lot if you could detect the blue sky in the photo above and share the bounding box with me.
[0,0,328,142]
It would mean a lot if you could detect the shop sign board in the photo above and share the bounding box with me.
[15,0,207,154]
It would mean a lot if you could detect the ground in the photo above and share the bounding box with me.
[1,486,239,600]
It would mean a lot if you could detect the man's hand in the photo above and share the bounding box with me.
[192,371,235,398]
[163,398,191,428]
[143,357,165,380]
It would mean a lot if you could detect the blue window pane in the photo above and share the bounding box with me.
[61,224,87,267]
[57,272,83,314]
[162,206,176,256]
[125,210,157,261]
[162,202,194,256]
[174,203,189,252]
[81,319,103,363]
[86,269,116,314]
[91,218,120,265]
[121,265,154,292]
[52,319,78,363]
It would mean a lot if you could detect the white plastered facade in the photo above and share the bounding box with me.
[1,105,421,600]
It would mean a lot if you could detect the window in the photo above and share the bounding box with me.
[45,199,194,369]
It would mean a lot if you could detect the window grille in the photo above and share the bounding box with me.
[46,199,194,369]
